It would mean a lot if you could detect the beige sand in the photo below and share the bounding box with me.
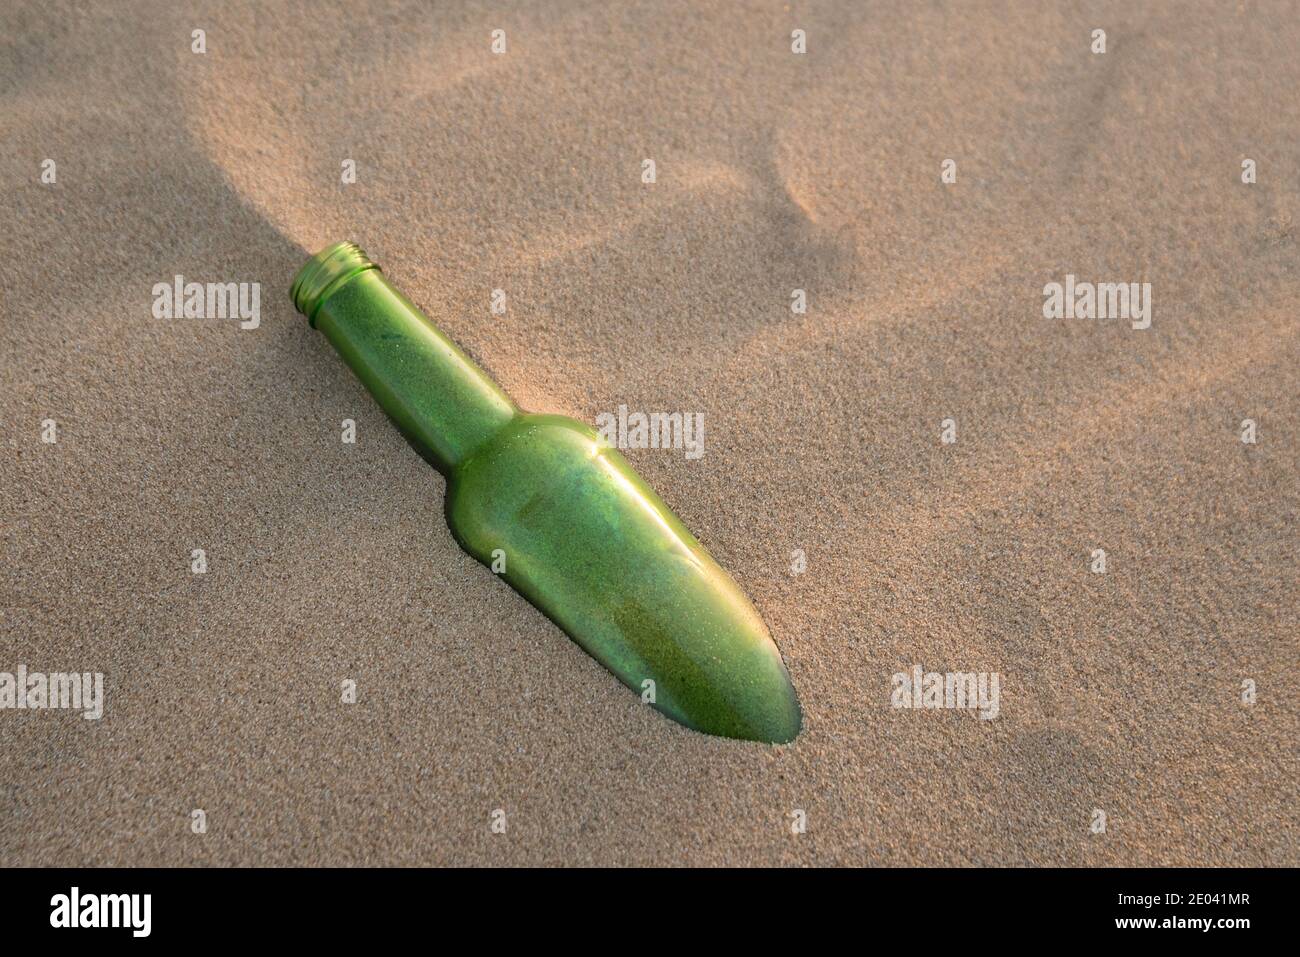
[1,0,1297,866]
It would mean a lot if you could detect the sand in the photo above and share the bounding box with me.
[1,0,1297,866]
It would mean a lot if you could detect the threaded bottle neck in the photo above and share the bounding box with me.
[291,241,380,324]
[290,242,519,474]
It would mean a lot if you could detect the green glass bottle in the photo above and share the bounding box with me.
[291,242,801,743]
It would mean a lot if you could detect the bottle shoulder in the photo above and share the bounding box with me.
[447,413,598,505]
[445,411,667,543]
[458,412,599,471]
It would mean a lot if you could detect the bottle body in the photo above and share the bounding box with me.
[446,413,801,742]
[292,242,801,742]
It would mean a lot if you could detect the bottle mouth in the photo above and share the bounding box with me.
[290,241,380,324]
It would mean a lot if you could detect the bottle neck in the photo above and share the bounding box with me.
[292,243,518,475]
